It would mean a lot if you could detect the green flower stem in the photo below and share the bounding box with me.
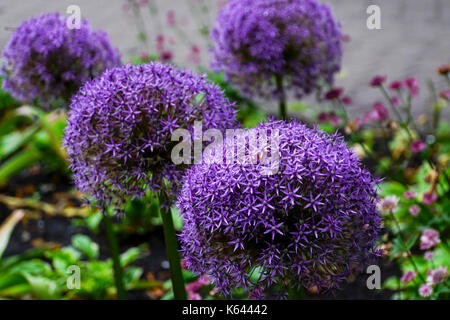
[103,212,127,300]
[390,213,425,282]
[159,191,187,300]
[276,75,287,120]
[380,85,414,141]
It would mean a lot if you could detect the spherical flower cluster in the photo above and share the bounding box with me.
[63,62,237,213]
[178,120,381,298]
[210,0,342,99]
[1,12,121,108]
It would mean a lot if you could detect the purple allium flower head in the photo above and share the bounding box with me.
[1,13,121,109]
[178,120,382,298]
[210,0,342,99]
[63,62,237,213]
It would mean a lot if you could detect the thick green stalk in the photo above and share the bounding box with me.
[159,191,187,299]
[103,212,127,300]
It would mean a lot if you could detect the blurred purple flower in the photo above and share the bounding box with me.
[1,12,121,109]
[210,0,342,99]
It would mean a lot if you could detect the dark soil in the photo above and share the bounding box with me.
[1,165,399,300]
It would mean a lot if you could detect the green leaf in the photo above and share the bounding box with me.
[123,266,143,289]
[0,147,40,187]
[380,182,406,197]
[120,247,144,267]
[71,235,99,260]
[383,276,400,290]
[405,234,419,251]
[22,273,61,300]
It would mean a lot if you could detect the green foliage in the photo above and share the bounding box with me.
[0,234,153,300]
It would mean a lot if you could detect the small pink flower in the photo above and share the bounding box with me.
[376,196,399,212]
[341,34,351,42]
[167,10,176,26]
[370,75,387,87]
[409,204,421,216]
[389,81,405,90]
[405,77,419,97]
[328,111,341,126]
[198,274,209,286]
[426,266,448,285]
[440,90,450,100]
[401,270,417,284]
[424,251,434,261]
[353,118,363,126]
[420,228,440,250]
[418,284,433,298]
[410,140,426,153]
[403,190,417,199]
[341,96,352,105]
[372,102,389,122]
[188,292,202,300]
[422,192,437,205]
[318,112,329,123]
[324,88,343,100]
[391,97,400,106]
[160,51,173,62]
[186,280,203,293]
